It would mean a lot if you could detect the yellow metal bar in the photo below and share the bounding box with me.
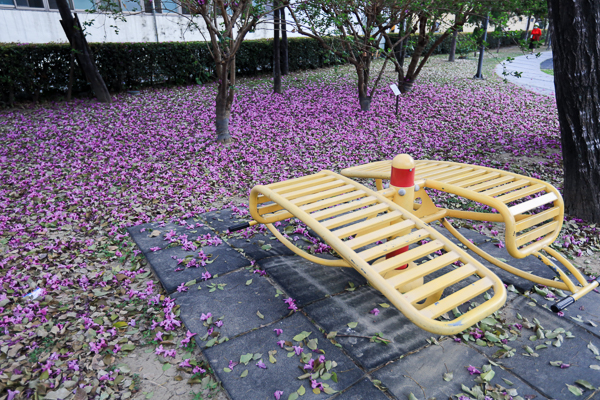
[301,190,367,213]
[268,172,327,189]
[273,175,337,195]
[321,203,389,230]
[453,172,500,188]
[420,277,494,319]
[385,252,461,289]
[282,180,348,201]
[480,179,530,197]
[404,264,478,304]
[441,219,570,291]
[265,224,350,268]
[345,220,416,250]
[445,209,506,222]
[516,221,560,247]
[542,246,589,287]
[372,240,446,275]
[467,176,515,192]
[250,170,507,335]
[571,281,599,301]
[496,184,546,203]
[358,229,430,262]
[533,251,578,293]
[332,211,403,239]
[310,196,378,221]
[515,207,561,231]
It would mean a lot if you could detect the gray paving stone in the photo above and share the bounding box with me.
[373,340,545,400]
[201,208,252,234]
[172,268,290,347]
[225,232,297,261]
[331,377,389,400]
[127,218,212,253]
[129,219,249,293]
[201,208,332,261]
[527,283,600,340]
[260,256,367,307]
[479,295,600,399]
[303,286,432,370]
[204,312,364,399]
[143,244,249,293]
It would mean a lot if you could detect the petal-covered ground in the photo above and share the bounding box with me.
[0,48,598,399]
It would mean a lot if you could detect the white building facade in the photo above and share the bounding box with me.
[0,0,291,43]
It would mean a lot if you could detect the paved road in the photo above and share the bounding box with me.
[495,51,555,96]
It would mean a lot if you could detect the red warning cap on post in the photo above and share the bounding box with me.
[391,154,416,187]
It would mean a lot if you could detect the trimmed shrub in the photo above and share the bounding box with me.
[0,37,343,103]
[0,29,536,104]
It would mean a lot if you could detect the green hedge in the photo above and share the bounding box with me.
[0,37,343,103]
[0,29,538,104]
[390,29,542,57]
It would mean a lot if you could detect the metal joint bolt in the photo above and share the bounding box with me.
[398,188,406,196]
[414,184,420,192]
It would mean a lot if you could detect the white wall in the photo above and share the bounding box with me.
[0,8,297,43]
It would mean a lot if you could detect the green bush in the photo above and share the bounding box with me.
[389,29,538,58]
[0,37,344,104]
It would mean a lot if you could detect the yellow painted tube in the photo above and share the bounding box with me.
[250,171,506,336]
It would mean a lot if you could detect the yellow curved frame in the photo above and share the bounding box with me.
[250,170,507,336]
[340,159,598,299]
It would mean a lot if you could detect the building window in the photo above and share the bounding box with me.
[120,0,139,11]
[161,0,176,13]
[144,0,160,13]
[15,0,44,7]
[72,0,94,9]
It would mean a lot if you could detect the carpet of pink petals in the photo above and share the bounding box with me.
[0,59,587,399]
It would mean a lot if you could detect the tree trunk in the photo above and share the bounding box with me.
[357,65,371,111]
[56,0,111,104]
[67,52,74,101]
[548,0,600,223]
[215,59,235,144]
[281,7,289,75]
[397,20,408,69]
[448,29,458,62]
[496,27,502,53]
[273,2,282,94]
[524,15,532,41]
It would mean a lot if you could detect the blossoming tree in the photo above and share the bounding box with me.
[179,0,289,143]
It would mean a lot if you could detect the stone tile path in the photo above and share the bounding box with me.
[128,208,600,400]
[495,51,555,96]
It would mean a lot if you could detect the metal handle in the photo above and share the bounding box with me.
[227,222,251,232]
[551,296,575,312]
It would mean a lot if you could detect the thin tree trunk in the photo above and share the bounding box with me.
[57,0,111,104]
[215,59,235,144]
[496,27,502,53]
[548,0,600,223]
[273,2,282,94]
[448,29,458,62]
[281,7,289,75]
[524,15,532,41]
[357,64,371,111]
[67,52,74,101]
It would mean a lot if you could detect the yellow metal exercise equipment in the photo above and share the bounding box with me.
[340,156,599,312]
[227,155,598,335]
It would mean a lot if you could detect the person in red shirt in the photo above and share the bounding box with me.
[530,23,542,53]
